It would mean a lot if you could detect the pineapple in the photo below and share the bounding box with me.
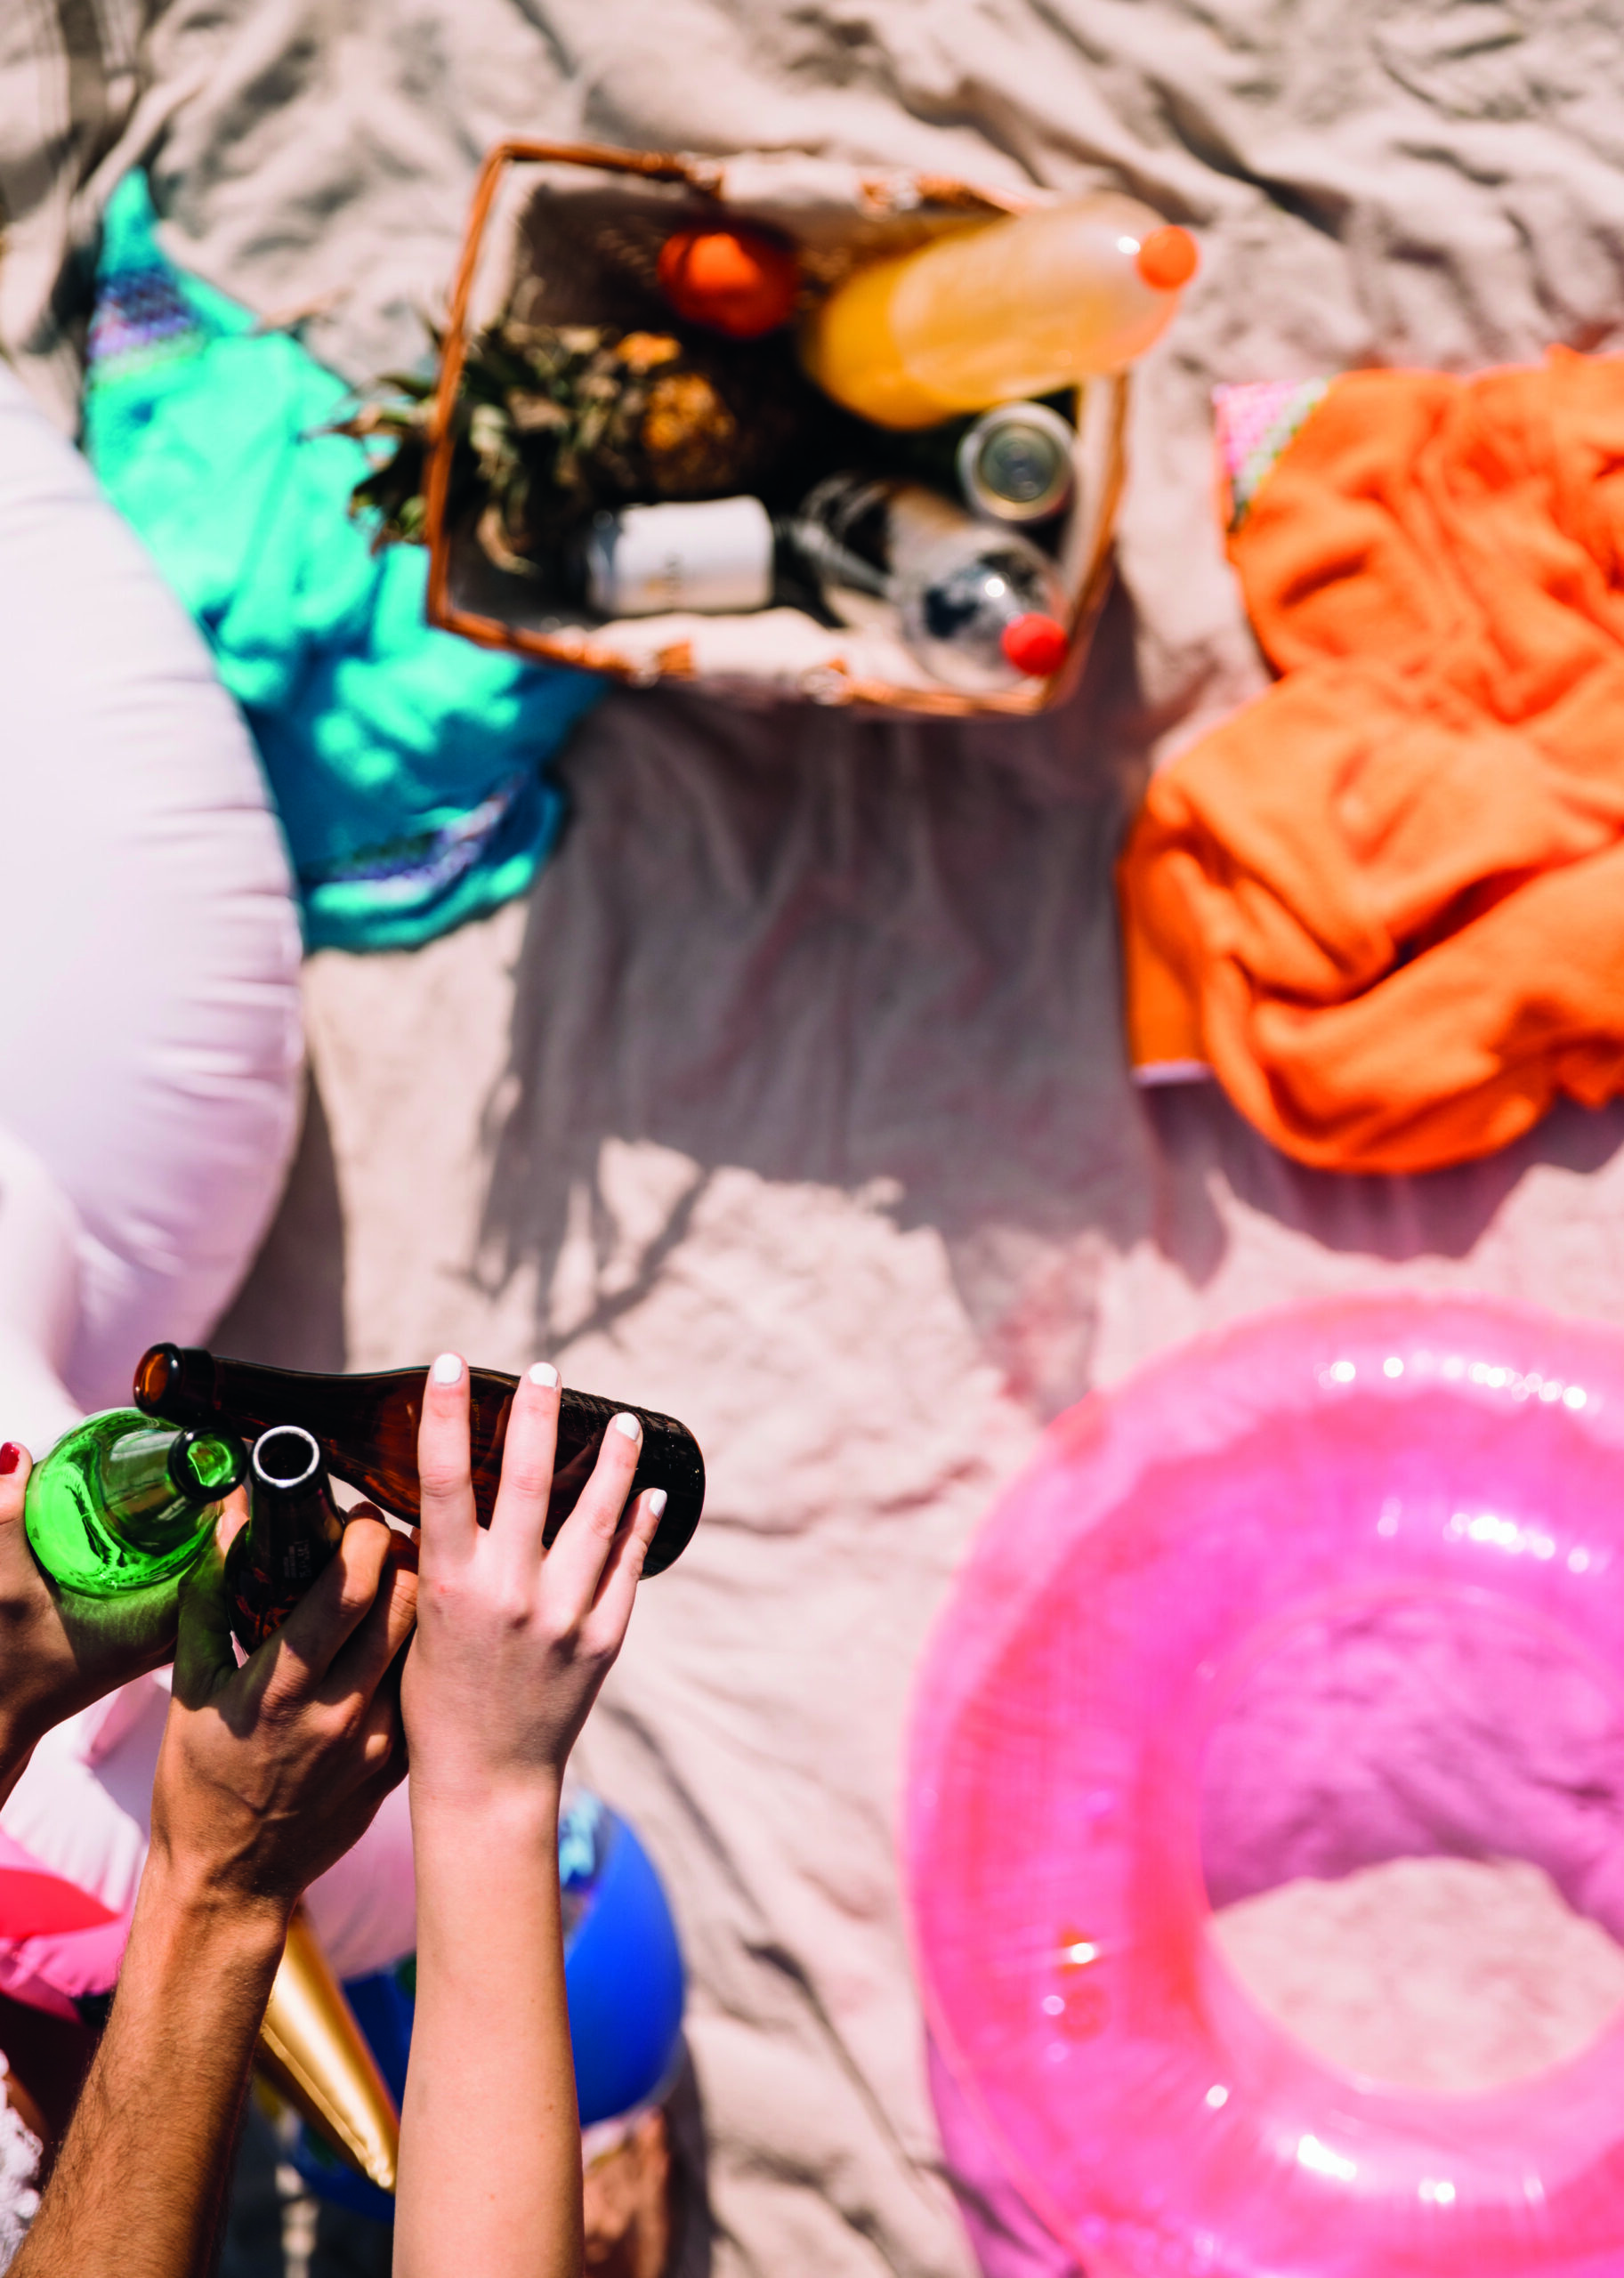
[341,315,812,577]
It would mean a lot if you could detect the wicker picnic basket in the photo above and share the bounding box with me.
[424,140,1127,717]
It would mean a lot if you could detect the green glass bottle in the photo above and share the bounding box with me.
[24,1410,248,1599]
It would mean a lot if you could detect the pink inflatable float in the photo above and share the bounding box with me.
[908,1297,1624,2277]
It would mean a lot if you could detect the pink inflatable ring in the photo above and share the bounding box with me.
[907,1296,1624,2277]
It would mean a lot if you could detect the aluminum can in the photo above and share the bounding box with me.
[957,401,1076,524]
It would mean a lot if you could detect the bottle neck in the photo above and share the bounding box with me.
[136,1346,384,1445]
[246,1427,345,1560]
[775,512,893,605]
[94,1419,244,1553]
[783,473,899,596]
[247,1474,345,1548]
[232,1428,347,1649]
[101,1424,192,1523]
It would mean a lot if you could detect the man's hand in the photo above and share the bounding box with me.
[150,1508,418,1918]
[401,1356,662,1818]
[0,1443,178,1800]
[12,1506,419,2278]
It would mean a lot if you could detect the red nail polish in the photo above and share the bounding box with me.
[0,1444,20,1477]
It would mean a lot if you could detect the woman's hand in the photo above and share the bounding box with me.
[0,1443,178,1798]
[395,1358,662,2278]
[400,1356,663,1820]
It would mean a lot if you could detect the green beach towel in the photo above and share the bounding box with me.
[83,174,603,951]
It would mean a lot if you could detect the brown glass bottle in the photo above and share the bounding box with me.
[228,1426,348,1652]
[132,1346,704,1577]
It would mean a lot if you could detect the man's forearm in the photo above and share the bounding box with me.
[13,1860,288,2278]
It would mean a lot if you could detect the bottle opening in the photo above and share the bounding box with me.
[1135,225,1199,292]
[133,1346,176,1411]
[133,1342,219,1426]
[254,1426,322,1490]
[1001,613,1070,677]
[178,1433,246,1498]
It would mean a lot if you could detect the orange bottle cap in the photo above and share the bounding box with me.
[1002,614,1070,677]
[1135,226,1198,292]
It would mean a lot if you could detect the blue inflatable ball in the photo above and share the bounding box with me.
[562,1792,686,2130]
[294,1793,685,2222]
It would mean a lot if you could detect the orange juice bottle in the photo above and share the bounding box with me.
[801,193,1197,429]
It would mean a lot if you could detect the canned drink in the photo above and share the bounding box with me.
[585,495,774,616]
[957,402,1077,525]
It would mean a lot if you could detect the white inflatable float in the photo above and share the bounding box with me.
[0,358,302,1434]
[0,359,411,1993]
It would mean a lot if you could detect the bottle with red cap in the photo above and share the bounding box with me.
[780,473,1071,694]
[800,192,1199,429]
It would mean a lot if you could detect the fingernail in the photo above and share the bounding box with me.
[647,1488,667,1519]
[612,1411,641,1442]
[529,1361,560,1388]
[432,1352,464,1385]
[0,1444,19,1477]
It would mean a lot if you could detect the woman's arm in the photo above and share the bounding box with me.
[395,1355,662,2278]
[0,1445,179,1804]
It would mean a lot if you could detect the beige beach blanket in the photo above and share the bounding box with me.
[12,4,1624,2272]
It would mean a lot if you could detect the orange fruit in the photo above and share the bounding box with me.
[657,226,800,339]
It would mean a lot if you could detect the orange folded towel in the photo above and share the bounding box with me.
[1119,348,1624,1173]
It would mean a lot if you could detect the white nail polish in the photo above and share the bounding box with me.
[647,1488,668,1519]
[529,1362,560,1388]
[432,1352,464,1385]
[612,1411,641,1442]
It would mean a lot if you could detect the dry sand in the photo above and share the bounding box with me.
[1210,1854,1624,2094]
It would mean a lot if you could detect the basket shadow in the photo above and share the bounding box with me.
[481,570,1624,1420]
[482,574,1141,1417]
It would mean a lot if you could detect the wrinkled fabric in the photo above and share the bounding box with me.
[83,173,603,953]
[1120,351,1624,1174]
[17,6,1624,2276]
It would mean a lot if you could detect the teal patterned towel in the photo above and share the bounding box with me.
[84,174,602,952]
